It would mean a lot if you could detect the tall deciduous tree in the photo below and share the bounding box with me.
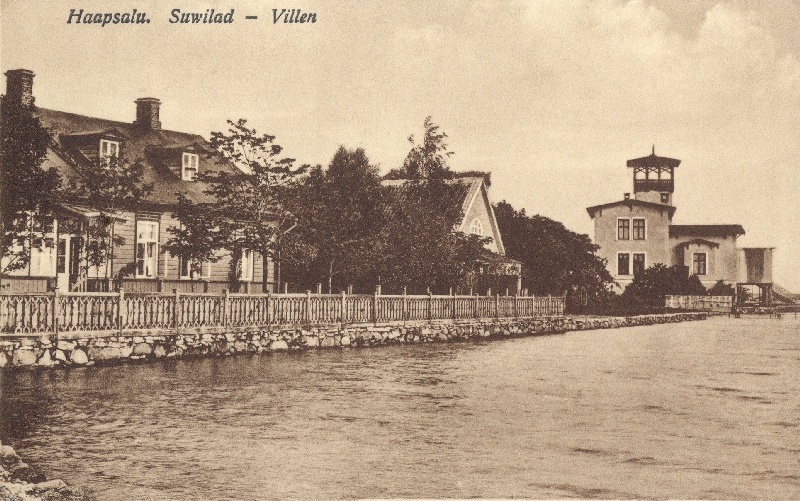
[493,201,614,311]
[0,99,61,285]
[378,117,488,293]
[285,146,387,293]
[167,119,306,292]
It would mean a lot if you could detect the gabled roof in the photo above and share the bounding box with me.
[669,225,745,238]
[37,107,241,209]
[381,176,506,255]
[586,199,677,218]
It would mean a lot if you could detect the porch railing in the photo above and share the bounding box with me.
[0,290,565,337]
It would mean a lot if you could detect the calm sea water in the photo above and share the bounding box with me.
[1,316,799,500]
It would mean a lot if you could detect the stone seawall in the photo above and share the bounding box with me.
[0,313,706,370]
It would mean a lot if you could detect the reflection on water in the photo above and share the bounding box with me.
[1,317,799,500]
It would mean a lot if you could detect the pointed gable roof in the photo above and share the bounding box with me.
[381,175,507,255]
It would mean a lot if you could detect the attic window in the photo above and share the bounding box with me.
[182,153,198,181]
[469,218,483,236]
[100,140,119,162]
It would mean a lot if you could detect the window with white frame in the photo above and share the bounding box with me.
[617,218,630,240]
[692,253,707,276]
[179,257,211,279]
[469,218,483,236]
[182,153,199,181]
[100,140,119,163]
[618,252,631,276]
[135,220,159,277]
[239,249,254,281]
[632,218,646,240]
[633,253,646,275]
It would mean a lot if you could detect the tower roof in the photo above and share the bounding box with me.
[626,147,681,168]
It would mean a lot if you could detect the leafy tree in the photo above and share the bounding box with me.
[67,155,154,282]
[378,182,488,294]
[377,117,489,293]
[0,98,62,286]
[284,147,387,293]
[622,263,706,310]
[162,194,223,281]
[167,119,306,292]
[493,200,614,311]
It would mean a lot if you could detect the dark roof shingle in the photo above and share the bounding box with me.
[37,107,240,209]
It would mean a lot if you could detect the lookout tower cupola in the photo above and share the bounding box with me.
[626,146,680,206]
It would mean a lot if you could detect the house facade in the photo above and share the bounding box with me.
[587,149,754,291]
[1,69,271,293]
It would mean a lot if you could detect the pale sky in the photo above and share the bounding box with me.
[2,0,799,290]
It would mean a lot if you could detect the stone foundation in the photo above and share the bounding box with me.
[0,313,706,370]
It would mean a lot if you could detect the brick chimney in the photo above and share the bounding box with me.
[4,69,35,107]
[134,97,161,130]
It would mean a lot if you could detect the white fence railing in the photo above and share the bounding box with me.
[0,291,565,337]
[665,295,733,312]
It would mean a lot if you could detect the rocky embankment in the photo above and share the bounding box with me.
[0,440,88,501]
[0,312,708,370]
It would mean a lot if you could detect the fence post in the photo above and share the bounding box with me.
[117,288,124,336]
[495,293,500,319]
[222,289,229,329]
[474,294,478,319]
[52,287,60,341]
[173,289,180,336]
[403,288,408,323]
[340,291,346,323]
[514,293,518,319]
[305,290,312,324]
[428,291,433,321]
[373,285,380,324]
[266,290,272,334]
[453,290,457,320]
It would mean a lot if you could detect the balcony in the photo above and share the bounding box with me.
[634,179,674,193]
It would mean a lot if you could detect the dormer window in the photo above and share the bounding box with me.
[469,218,483,236]
[182,153,198,181]
[100,139,119,161]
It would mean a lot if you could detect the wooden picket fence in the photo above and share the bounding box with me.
[665,295,733,313]
[0,290,565,337]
